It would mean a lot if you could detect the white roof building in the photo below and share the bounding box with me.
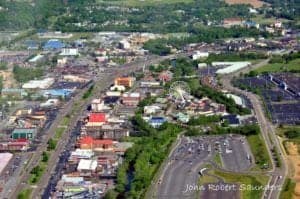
[71,149,94,159]
[214,62,251,74]
[77,159,97,171]
[40,99,60,107]
[144,105,161,115]
[226,94,245,107]
[110,85,126,91]
[198,63,208,69]
[22,78,54,89]
[28,54,44,63]
[60,48,79,56]
[62,175,84,184]
[192,51,209,60]
[106,91,121,97]
[0,152,13,174]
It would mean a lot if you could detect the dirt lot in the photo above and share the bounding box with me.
[286,142,300,198]
[225,0,265,8]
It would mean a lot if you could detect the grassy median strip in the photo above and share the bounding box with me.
[17,188,32,199]
[213,153,222,167]
[214,170,269,199]
[247,134,271,170]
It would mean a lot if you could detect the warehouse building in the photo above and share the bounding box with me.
[12,128,37,140]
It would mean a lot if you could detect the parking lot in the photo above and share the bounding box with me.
[220,136,252,172]
[156,135,253,198]
[235,74,300,124]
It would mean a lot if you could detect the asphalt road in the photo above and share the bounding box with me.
[5,54,177,199]
[156,137,214,199]
[220,59,287,199]
[154,135,253,199]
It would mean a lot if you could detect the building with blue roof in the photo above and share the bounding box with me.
[42,89,72,99]
[148,116,167,128]
[43,39,65,50]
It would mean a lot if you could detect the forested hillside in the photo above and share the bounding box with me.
[0,0,299,31]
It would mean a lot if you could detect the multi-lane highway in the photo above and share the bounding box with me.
[220,59,287,199]
[150,59,287,199]
[5,54,177,199]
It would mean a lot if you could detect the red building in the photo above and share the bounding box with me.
[86,113,107,127]
[0,139,29,151]
[78,136,114,151]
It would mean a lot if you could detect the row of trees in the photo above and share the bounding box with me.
[144,26,268,55]
[192,85,251,115]
[269,51,300,64]
[187,124,260,137]
[115,120,182,198]
[204,52,269,63]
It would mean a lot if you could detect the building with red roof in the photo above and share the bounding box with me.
[86,113,107,127]
[0,139,29,151]
[78,136,114,151]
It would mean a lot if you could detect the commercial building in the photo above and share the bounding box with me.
[28,54,44,63]
[140,81,160,88]
[40,99,60,108]
[214,62,251,74]
[147,116,167,128]
[60,48,79,56]
[192,51,209,60]
[12,128,37,140]
[77,159,98,177]
[22,78,55,89]
[121,92,141,106]
[0,139,29,151]
[144,105,161,115]
[78,136,114,151]
[86,113,107,127]
[119,39,131,49]
[114,77,135,88]
[91,99,110,112]
[69,149,94,163]
[0,152,13,174]
[43,39,65,50]
[41,89,72,99]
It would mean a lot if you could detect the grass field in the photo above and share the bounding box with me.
[225,0,265,8]
[214,170,269,199]
[252,15,290,25]
[255,58,300,73]
[97,0,194,6]
[280,178,296,199]
[247,134,271,169]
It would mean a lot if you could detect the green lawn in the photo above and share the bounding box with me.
[247,134,271,169]
[54,127,66,140]
[252,15,290,25]
[17,188,32,199]
[213,153,222,167]
[279,178,296,199]
[97,0,194,6]
[255,58,300,73]
[214,170,269,199]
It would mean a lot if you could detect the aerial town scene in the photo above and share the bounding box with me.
[0,0,299,199]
